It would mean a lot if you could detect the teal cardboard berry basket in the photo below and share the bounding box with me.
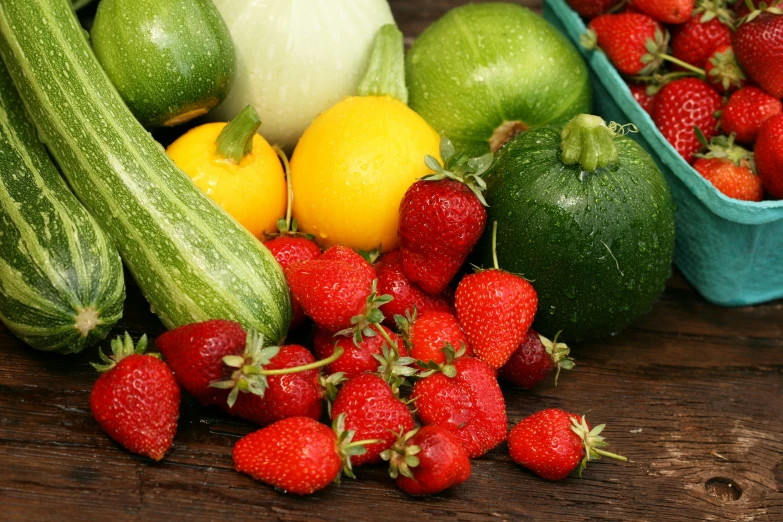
[543,0,783,306]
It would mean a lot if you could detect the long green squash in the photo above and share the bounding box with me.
[0,0,292,343]
[0,62,125,353]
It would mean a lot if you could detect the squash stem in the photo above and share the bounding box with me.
[491,220,499,270]
[357,24,408,104]
[260,346,344,376]
[560,114,618,172]
[216,105,262,163]
[274,145,294,230]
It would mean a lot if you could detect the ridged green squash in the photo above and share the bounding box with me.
[0,63,125,353]
[0,0,292,343]
[476,115,676,342]
[91,0,235,128]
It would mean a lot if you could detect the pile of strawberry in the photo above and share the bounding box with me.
[571,0,783,202]
[87,139,625,496]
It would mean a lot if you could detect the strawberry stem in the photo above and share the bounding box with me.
[274,145,294,232]
[656,54,706,77]
[260,346,345,376]
[344,439,383,450]
[594,448,628,461]
[491,220,499,270]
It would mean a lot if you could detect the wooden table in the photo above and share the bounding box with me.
[2,1,783,520]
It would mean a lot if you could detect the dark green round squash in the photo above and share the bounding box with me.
[475,115,676,341]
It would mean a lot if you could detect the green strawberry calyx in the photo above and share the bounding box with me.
[321,371,348,418]
[739,0,783,25]
[695,0,736,25]
[707,47,747,93]
[421,136,493,206]
[333,412,382,482]
[211,329,344,408]
[416,342,467,379]
[694,129,756,172]
[570,415,628,478]
[337,279,394,345]
[540,331,575,386]
[373,341,418,396]
[380,427,421,480]
[91,332,155,373]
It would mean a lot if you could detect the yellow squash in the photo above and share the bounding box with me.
[167,106,286,238]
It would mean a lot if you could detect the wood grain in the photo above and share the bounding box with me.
[2,1,783,521]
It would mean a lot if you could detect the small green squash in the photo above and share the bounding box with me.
[476,115,676,341]
[91,0,235,128]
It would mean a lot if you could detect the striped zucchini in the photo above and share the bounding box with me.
[0,63,125,353]
[0,0,292,343]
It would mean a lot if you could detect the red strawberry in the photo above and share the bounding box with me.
[705,45,748,94]
[320,245,376,283]
[733,12,783,98]
[90,333,180,461]
[233,414,373,495]
[381,426,471,496]
[285,258,377,333]
[455,267,538,369]
[721,86,783,144]
[374,250,454,323]
[585,13,668,75]
[222,343,327,426]
[314,324,406,381]
[397,309,474,365]
[693,133,764,201]
[412,353,506,458]
[508,409,626,481]
[331,373,415,466]
[628,83,657,116]
[264,234,322,329]
[398,137,490,295]
[155,319,246,406]
[653,78,723,163]
[500,330,575,389]
[566,0,621,17]
[671,11,733,69]
[629,0,695,24]
[756,114,783,198]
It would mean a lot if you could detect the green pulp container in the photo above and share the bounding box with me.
[543,0,783,306]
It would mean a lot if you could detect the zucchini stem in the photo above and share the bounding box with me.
[357,24,408,103]
[216,104,262,163]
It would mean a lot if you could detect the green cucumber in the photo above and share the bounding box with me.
[91,0,235,128]
[476,115,676,341]
[0,0,292,343]
[0,62,124,353]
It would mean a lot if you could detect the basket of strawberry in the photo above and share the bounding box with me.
[543,0,783,306]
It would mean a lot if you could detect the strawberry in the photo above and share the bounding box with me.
[264,234,322,329]
[652,78,723,163]
[381,426,471,496]
[455,222,538,370]
[155,319,246,406]
[396,309,474,365]
[500,330,575,389]
[584,13,668,76]
[285,258,382,334]
[671,8,733,69]
[90,333,180,461]
[693,132,764,201]
[221,343,328,426]
[508,409,626,481]
[755,114,783,198]
[398,137,490,295]
[320,245,376,283]
[705,45,748,94]
[733,11,783,98]
[331,373,415,466]
[566,0,621,17]
[233,414,375,495]
[721,86,783,144]
[313,324,406,381]
[412,350,506,458]
[374,250,454,323]
[628,83,657,116]
[629,0,695,24]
